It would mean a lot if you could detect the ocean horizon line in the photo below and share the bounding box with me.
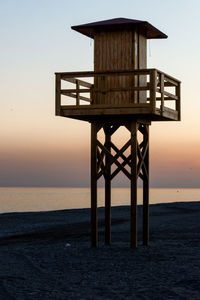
[1,186,200,189]
[1,187,200,214]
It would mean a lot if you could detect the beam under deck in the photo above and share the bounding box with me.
[59,105,178,122]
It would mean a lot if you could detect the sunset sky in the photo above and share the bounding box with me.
[1,0,200,187]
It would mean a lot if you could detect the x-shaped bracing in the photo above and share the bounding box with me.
[96,123,149,182]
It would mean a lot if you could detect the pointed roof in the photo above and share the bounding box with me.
[71,18,167,39]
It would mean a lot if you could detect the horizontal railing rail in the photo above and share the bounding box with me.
[55,69,181,120]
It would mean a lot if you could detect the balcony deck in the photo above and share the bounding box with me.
[55,69,181,122]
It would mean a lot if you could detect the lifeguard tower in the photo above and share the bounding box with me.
[55,18,181,248]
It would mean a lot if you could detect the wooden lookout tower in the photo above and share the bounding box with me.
[55,18,181,248]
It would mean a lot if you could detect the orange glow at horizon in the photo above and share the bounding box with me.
[1,118,200,187]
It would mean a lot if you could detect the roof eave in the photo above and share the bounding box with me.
[71,19,167,39]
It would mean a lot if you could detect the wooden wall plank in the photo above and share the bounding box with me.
[138,33,147,103]
[94,31,132,105]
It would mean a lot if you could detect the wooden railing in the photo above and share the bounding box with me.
[55,69,181,120]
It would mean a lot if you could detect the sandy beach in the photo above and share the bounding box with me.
[0,201,200,299]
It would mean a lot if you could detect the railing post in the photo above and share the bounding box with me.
[76,79,80,106]
[55,73,61,116]
[90,84,94,104]
[176,82,181,121]
[131,71,137,104]
[160,73,164,115]
[101,75,106,104]
[150,69,157,113]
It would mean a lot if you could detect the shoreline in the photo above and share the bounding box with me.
[1,198,200,215]
[1,188,200,214]
[0,201,200,299]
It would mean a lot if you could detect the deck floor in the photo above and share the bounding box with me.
[59,104,178,122]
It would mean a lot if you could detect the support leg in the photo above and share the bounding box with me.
[130,121,138,248]
[143,177,149,245]
[91,123,98,247]
[143,125,149,246]
[104,125,111,245]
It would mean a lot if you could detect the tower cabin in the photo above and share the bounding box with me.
[55,18,181,248]
[55,18,181,122]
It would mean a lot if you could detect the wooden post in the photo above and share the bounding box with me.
[130,121,138,248]
[132,31,138,104]
[76,80,80,106]
[160,73,164,115]
[104,125,111,245]
[91,123,98,247]
[55,74,61,116]
[150,69,157,113]
[176,82,181,121]
[143,125,149,246]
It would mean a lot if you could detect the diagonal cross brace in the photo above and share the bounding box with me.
[97,147,105,172]
[97,140,131,180]
[137,140,149,180]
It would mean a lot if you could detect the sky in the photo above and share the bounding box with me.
[0,0,200,188]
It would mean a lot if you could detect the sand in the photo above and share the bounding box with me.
[0,202,200,299]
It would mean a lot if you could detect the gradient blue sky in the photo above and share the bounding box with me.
[1,0,200,187]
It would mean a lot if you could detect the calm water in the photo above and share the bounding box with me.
[0,187,200,214]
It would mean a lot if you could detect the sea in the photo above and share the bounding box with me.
[0,187,200,214]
